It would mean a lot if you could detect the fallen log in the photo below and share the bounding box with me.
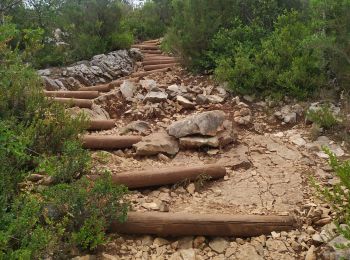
[90,164,225,189]
[142,59,177,66]
[132,68,171,78]
[82,135,142,150]
[51,97,93,108]
[88,120,116,131]
[78,80,123,92]
[78,84,111,92]
[44,90,99,99]
[143,39,160,44]
[111,212,298,237]
[144,63,178,71]
[131,45,159,50]
[141,50,162,55]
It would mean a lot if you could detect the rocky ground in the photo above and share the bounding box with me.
[65,44,350,260]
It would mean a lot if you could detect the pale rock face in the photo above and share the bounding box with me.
[133,132,179,156]
[168,110,226,138]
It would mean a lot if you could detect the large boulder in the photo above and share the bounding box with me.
[133,132,179,156]
[168,110,226,138]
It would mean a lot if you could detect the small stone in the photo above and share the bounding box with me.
[271,231,281,239]
[235,244,263,260]
[141,202,160,211]
[141,235,153,246]
[180,249,196,260]
[209,238,229,253]
[177,95,195,109]
[186,183,196,194]
[305,245,316,260]
[120,80,136,99]
[144,91,168,103]
[157,153,171,162]
[178,236,194,249]
[153,237,169,247]
[312,233,323,244]
[134,132,179,156]
[266,239,288,253]
[193,236,206,248]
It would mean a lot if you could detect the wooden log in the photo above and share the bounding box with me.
[78,80,123,92]
[88,120,116,131]
[131,45,159,50]
[82,135,142,150]
[111,212,298,237]
[141,50,162,55]
[143,39,160,43]
[51,97,93,108]
[78,84,111,92]
[142,59,177,66]
[132,68,171,78]
[144,63,178,71]
[90,164,226,189]
[44,90,99,99]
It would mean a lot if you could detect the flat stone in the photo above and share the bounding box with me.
[179,136,220,148]
[144,91,168,103]
[140,79,157,91]
[209,238,229,253]
[177,95,195,109]
[207,95,224,104]
[265,239,288,253]
[134,132,179,156]
[178,236,194,249]
[153,237,169,247]
[168,110,226,138]
[180,249,196,260]
[235,244,263,260]
[120,120,151,135]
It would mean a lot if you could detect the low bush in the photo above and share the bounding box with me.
[314,149,350,247]
[307,104,341,130]
[0,22,129,258]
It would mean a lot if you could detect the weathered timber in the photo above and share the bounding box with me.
[78,80,123,92]
[44,90,99,99]
[82,135,142,150]
[90,164,226,189]
[144,63,178,71]
[111,212,298,237]
[141,50,162,55]
[142,59,177,66]
[132,68,171,78]
[143,39,160,44]
[131,45,159,50]
[51,97,93,108]
[88,120,116,130]
[78,84,111,92]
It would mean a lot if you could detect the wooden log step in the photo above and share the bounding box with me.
[142,60,177,66]
[132,45,159,50]
[111,212,298,237]
[144,63,178,71]
[90,164,226,189]
[82,135,142,150]
[88,120,116,131]
[143,39,160,44]
[141,50,162,55]
[143,55,173,60]
[132,68,171,78]
[78,80,123,92]
[51,97,93,108]
[44,90,99,99]
[78,84,111,92]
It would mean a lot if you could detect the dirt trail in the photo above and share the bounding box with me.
[69,40,346,260]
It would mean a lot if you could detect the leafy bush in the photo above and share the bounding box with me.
[166,0,304,71]
[214,11,325,98]
[307,104,341,129]
[315,149,350,246]
[0,22,129,258]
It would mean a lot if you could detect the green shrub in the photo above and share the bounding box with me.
[314,149,350,246]
[214,11,325,98]
[109,31,134,50]
[307,104,341,129]
[0,22,129,258]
